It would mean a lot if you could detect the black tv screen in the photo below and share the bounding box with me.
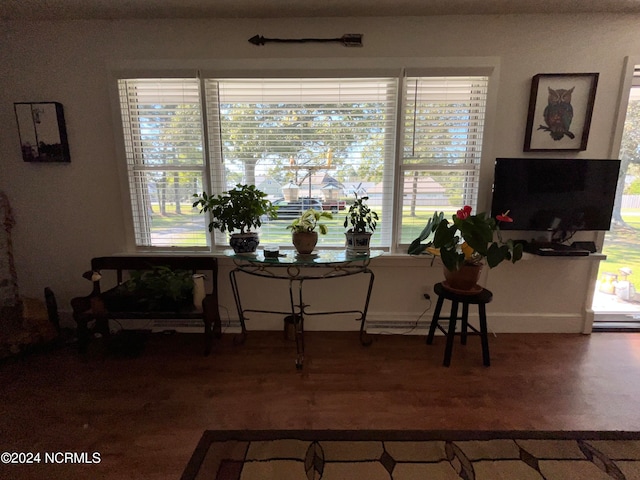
[490,158,621,232]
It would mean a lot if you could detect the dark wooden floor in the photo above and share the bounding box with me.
[1,330,640,479]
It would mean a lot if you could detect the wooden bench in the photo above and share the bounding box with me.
[70,256,221,355]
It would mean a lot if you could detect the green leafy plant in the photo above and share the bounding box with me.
[286,208,333,234]
[408,205,523,271]
[408,211,446,255]
[124,266,193,311]
[343,193,378,233]
[192,184,277,234]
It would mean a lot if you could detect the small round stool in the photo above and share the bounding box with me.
[426,282,493,367]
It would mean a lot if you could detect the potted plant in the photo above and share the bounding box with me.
[286,208,333,254]
[192,184,277,253]
[408,205,523,292]
[103,266,194,312]
[343,193,379,254]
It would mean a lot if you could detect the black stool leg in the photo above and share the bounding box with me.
[478,303,490,366]
[426,295,445,345]
[460,302,469,345]
[443,301,459,367]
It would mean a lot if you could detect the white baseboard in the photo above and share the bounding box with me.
[218,311,586,334]
[60,309,588,335]
[366,312,586,334]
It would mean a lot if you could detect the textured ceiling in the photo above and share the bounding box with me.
[1,0,640,20]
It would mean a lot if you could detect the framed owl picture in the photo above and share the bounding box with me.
[524,73,599,151]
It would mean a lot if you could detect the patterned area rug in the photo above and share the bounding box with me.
[181,430,640,480]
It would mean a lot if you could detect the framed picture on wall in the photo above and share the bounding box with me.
[523,73,599,152]
[14,102,70,162]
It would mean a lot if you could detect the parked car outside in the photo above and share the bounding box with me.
[271,198,324,219]
[321,200,347,213]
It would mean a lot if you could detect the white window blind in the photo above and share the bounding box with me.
[116,73,491,251]
[399,76,489,244]
[118,78,208,247]
[204,78,398,248]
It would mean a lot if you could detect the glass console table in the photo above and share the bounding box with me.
[228,249,383,369]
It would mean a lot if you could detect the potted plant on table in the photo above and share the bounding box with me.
[192,184,277,254]
[344,193,379,254]
[408,205,523,292]
[286,208,333,254]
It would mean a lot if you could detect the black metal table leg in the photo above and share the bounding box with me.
[229,269,248,345]
[291,278,305,369]
[359,269,375,346]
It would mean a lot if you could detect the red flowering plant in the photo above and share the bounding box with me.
[408,206,523,271]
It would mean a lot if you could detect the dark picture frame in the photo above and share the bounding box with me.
[14,102,70,162]
[523,73,598,152]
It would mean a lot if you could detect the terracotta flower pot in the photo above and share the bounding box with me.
[443,262,483,293]
[292,231,318,254]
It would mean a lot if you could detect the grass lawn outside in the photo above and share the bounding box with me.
[598,210,640,294]
[146,204,458,247]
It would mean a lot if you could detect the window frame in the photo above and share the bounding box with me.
[110,58,500,254]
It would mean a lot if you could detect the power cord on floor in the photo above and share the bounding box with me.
[218,304,233,333]
[377,294,432,336]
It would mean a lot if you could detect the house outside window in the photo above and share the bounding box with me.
[117,71,489,252]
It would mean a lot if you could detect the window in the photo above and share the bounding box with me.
[399,76,488,244]
[117,72,489,251]
[204,77,397,249]
[118,78,209,247]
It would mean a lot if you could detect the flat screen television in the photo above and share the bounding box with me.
[490,158,621,234]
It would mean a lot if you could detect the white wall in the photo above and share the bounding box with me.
[1,13,639,332]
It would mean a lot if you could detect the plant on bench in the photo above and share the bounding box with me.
[71,256,221,356]
[103,266,194,312]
